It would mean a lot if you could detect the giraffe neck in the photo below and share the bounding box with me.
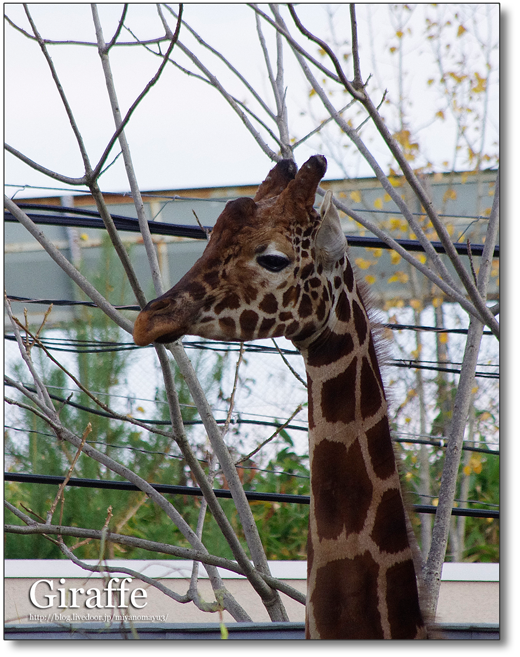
[297,267,425,640]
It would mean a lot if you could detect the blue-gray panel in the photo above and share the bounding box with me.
[4,622,499,640]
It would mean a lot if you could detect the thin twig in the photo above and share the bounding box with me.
[4,197,134,334]
[192,210,210,239]
[466,239,478,286]
[271,339,307,387]
[221,343,245,437]
[46,422,92,524]
[4,515,305,605]
[349,4,363,89]
[236,404,304,466]
[90,5,183,182]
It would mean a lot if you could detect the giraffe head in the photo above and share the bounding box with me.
[133,155,347,348]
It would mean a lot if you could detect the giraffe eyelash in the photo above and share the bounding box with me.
[256,253,291,272]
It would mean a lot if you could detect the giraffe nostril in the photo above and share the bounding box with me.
[149,298,171,313]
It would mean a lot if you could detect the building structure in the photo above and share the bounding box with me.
[5,169,498,329]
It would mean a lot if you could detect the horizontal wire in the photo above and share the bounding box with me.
[5,297,497,337]
[5,185,496,220]
[4,427,309,480]
[4,332,499,379]
[4,384,499,455]
[4,472,499,519]
[413,491,500,508]
[4,204,499,257]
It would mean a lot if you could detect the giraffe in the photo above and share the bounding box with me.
[133,155,427,640]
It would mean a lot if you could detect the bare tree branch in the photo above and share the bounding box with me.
[90,5,183,184]
[4,505,306,605]
[422,168,499,615]
[293,4,499,338]
[4,143,87,186]
[4,198,134,334]
[23,4,93,176]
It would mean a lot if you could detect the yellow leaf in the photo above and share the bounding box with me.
[384,193,392,203]
[80,233,89,241]
[439,333,448,344]
[390,251,402,265]
[374,197,383,210]
[350,190,361,203]
[136,406,145,413]
[369,248,383,258]
[432,296,444,307]
[443,188,457,202]
[457,24,467,37]
[365,274,376,285]
[410,299,422,310]
[472,72,487,93]
[388,271,409,284]
[355,257,372,270]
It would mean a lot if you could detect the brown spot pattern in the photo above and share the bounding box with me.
[312,438,372,539]
[218,316,235,334]
[367,336,384,388]
[215,293,241,314]
[311,553,384,639]
[352,300,368,344]
[239,309,258,338]
[365,418,396,480]
[298,294,313,318]
[370,488,410,554]
[320,357,357,424]
[360,357,382,419]
[344,259,354,291]
[187,281,207,301]
[259,293,278,314]
[385,560,424,639]
[335,290,351,323]
[307,330,354,367]
[283,286,300,307]
[258,317,276,336]
[300,263,314,279]
[203,270,220,288]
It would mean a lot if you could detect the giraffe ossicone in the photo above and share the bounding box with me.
[133,155,427,640]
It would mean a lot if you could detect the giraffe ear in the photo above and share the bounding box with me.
[316,191,346,270]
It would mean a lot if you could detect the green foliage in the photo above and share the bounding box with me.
[5,239,206,559]
[6,238,313,562]
[247,432,310,560]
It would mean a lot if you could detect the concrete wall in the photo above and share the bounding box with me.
[5,560,498,627]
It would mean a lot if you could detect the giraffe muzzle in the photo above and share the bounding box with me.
[133,297,187,346]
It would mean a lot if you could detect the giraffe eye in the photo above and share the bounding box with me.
[257,254,291,272]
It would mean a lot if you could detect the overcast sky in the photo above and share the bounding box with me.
[4,3,501,199]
